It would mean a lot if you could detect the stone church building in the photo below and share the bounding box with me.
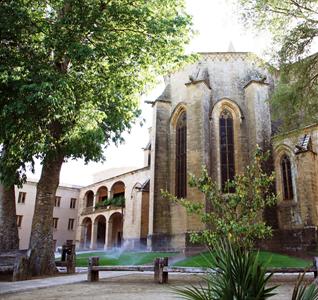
[74,51,318,252]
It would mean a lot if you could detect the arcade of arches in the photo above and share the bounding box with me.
[78,177,149,250]
[80,212,123,249]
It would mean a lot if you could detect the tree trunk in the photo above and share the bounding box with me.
[28,153,64,276]
[0,183,19,251]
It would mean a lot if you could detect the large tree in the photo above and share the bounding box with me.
[238,0,318,131]
[0,1,41,251]
[0,0,193,275]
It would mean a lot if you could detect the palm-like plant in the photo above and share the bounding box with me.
[292,271,318,300]
[174,239,277,300]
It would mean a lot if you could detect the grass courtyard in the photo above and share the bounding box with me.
[74,250,311,268]
[174,251,311,268]
[75,251,178,267]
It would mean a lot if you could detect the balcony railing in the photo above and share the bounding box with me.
[81,205,124,215]
[94,205,124,212]
[81,206,94,215]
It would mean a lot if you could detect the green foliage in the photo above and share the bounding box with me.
[0,0,194,185]
[162,148,277,248]
[271,55,318,131]
[292,271,318,300]
[95,195,125,209]
[173,239,277,300]
[237,0,318,132]
[112,195,126,207]
[74,251,177,267]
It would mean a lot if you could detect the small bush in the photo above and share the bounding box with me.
[174,238,277,300]
[94,196,125,209]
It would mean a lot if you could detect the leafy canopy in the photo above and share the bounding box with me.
[0,0,194,185]
[162,148,277,248]
[237,0,318,131]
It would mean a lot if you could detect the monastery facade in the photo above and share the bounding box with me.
[16,52,318,252]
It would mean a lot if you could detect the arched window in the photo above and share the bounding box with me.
[85,191,94,207]
[281,155,293,200]
[220,109,235,192]
[175,111,187,198]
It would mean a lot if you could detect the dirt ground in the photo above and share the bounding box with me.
[0,273,309,300]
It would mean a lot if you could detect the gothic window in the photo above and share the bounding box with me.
[176,111,187,198]
[281,155,294,200]
[220,109,235,192]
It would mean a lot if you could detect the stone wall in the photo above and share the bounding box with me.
[76,167,150,250]
[15,181,80,250]
[273,124,318,232]
[149,52,277,250]
[257,227,317,252]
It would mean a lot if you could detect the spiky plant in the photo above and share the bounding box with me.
[173,239,277,300]
[292,271,318,300]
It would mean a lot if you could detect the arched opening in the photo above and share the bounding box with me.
[85,190,94,207]
[94,215,106,249]
[281,154,294,200]
[81,217,92,248]
[111,181,125,199]
[219,109,235,192]
[175,110,187,198]
[96,186,108,203]
[110,181,125,208]
[108,212,123,248]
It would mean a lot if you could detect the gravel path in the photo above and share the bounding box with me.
[0,273,310,300]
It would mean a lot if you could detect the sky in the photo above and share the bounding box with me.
[28,0,274,186]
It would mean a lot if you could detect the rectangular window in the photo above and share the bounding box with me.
[68,218,74,230]
[70,198,76,209]
[53,218,59,229]
[18,192,26,204]
[55,196,61,207]
[16,215,23,227]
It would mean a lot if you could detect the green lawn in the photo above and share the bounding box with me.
[174,251,311,268]
[73,250,311,268]
[75,251,178,267]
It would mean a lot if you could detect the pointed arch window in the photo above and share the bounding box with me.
[220,109,235,192]
[281,155,294,200]
[176,111,187,198]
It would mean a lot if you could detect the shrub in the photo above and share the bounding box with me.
[94,196,125,209]
[162,147,277,249]
[173,238,277,300]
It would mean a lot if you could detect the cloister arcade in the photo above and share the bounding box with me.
[77,174,149,250]
[80,212,124,249]
[96,186,108,203]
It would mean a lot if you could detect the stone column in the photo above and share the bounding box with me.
[79,224,85,249]
[148,98,172,250]
[184,80,211,235]
[107,219,113,249]
[90,222,98,249]
[92,193,97,212]
[104,219,109,250]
